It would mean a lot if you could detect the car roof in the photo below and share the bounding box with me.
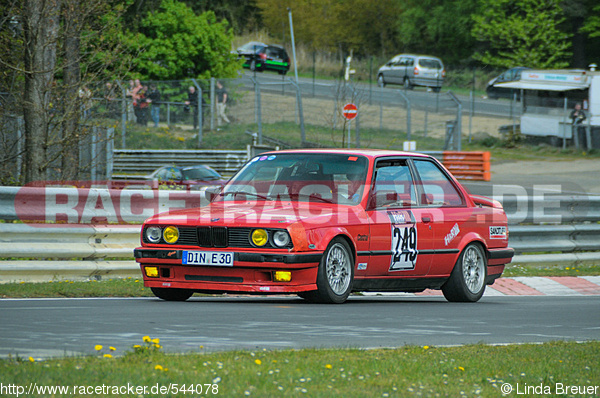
[259,148,432,161]
[394,53,442,60]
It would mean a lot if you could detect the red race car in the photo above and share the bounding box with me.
[134,149,513,304]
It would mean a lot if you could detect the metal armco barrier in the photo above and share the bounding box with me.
[1,186,599,282]
[111,149,248,178]
[442,151,491,181]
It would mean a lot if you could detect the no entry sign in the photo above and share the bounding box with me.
[342,103,358,120]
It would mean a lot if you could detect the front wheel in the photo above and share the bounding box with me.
[300,238,354,304]
[441,243,487,302]
[151,287,194,302]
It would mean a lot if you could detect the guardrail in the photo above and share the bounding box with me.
[2,187,599,225]
[1,220,599,282]
[111,149,249,178]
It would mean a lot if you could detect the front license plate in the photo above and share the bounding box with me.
[182,251,234,267]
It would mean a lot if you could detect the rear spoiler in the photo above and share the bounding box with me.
[470,194,503,209]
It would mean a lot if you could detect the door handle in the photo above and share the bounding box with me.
[421,215,431,223]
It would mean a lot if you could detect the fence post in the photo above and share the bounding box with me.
[447,92,462,151]
[210,77,215,131]
[115,80,127,149]
[16,117,24,181]
[191,78,203,146]
[251,77,263,145]
[289,78,306,146]
[397,90,411,140]
[106,127,114,180]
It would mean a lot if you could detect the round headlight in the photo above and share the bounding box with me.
[163,226,179,244]
[146,226,162,243]
[251,229,268,247]
[273,230,290,247]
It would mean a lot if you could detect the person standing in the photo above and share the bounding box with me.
[184,86,199,130]
[148,84,161,127]
[216,81,230,126]
[570,102,587,144]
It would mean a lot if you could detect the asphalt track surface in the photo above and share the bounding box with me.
[0,294,598,359]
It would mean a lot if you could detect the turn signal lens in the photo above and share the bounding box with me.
[163,226,179,244]
[273,230,290,247]
[251,229,268,247]
[273,271,291,282]
[146,226,162,243]
[145,266,159,278]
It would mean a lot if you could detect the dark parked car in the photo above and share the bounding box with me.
[486,67,531,100]
[236,41,290,75]
[148,165,226,190]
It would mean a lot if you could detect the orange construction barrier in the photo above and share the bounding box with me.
[442,151,491,181]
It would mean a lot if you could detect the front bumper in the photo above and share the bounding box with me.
[134,248,322,293]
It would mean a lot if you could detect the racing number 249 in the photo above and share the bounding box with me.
[392,226,417,266]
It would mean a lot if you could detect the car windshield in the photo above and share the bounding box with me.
[182,167,221,181]
[238,42,266,52]
[220,153,369,205]
[419,59,442,69]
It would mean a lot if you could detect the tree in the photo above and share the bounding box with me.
[131,0,240,80]
[395,0,478,65]
[472,0,571,69]
[22,0,61,182]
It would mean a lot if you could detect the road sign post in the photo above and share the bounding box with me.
[342,103,358,148]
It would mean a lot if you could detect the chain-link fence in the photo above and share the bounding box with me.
[2,72,574,182]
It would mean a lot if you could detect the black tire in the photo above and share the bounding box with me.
[442,243,487,302]
[403,77,413,90]
[432,87,441,93]
[299,237,354,304]
[377,74,386,88]
[151,287,194,302]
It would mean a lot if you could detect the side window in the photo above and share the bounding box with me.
[371,160,417,208]
[413,160,464,206]
[406,58,415,67]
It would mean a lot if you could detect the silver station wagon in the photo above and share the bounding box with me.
[377,54,445,92]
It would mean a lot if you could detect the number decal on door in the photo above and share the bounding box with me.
[388,210,418,271]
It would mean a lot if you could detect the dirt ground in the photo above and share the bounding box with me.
[230,91,513,140]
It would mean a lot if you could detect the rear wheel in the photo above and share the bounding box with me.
[151,287,194,302]
[441,243,487,302]
[377,74,386,88]
[299,238,354,304]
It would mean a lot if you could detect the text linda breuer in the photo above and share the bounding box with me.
[515,382,599,395]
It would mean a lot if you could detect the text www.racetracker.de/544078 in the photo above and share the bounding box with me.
[0,382,219,396]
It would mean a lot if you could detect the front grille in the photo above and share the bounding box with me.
[144,226,292,249]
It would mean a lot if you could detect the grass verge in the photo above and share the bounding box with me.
[119,121,599,165]
[0,263,598,299]
[2,340,598,397]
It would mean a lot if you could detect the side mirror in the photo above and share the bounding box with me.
[205,186,222,202]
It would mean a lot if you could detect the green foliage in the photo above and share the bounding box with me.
[581,3,600,38]
[472,0,572,68]
[130,0,241,80]
[396,0,479,65]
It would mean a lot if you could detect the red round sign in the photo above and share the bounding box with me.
[342,103,358,120]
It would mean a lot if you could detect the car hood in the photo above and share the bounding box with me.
[144,200,361,229]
